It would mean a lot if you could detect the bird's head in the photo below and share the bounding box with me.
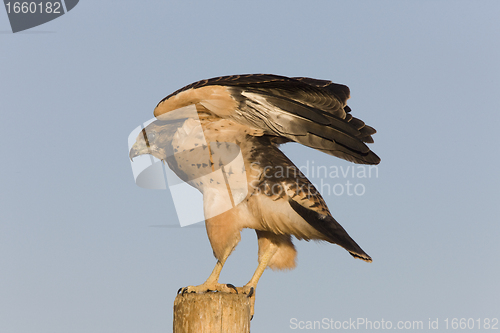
[129,119,183,162]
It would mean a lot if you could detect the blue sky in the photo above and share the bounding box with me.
[1,1,499,332]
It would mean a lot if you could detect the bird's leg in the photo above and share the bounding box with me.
[178,248,237,295]
[238,242,278,318]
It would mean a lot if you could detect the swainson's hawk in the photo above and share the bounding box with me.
[129,74,380,317]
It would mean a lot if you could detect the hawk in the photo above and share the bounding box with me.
[129,74,380,316]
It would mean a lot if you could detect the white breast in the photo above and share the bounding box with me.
[171,117,249,218]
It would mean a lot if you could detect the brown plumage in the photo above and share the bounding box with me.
[129,74,380,317]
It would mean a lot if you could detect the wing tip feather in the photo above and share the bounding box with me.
[349,251,373,262]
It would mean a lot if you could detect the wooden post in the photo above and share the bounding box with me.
[173,293,251,333]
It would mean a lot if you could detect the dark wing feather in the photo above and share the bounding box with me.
[158,74,296,105]
[249,137,372,261]
[288,199,372,262]
[229,86,380,164]
[158,74,349,117]
[157,74,380,165]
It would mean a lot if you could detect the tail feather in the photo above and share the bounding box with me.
[288,198,372,262]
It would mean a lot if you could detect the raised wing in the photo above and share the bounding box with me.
[154,74,380,165]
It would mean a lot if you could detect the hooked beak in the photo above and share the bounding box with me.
[129,145,138,161]
[129,140,149,161]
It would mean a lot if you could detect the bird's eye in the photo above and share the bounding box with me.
[142,130,156,147]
